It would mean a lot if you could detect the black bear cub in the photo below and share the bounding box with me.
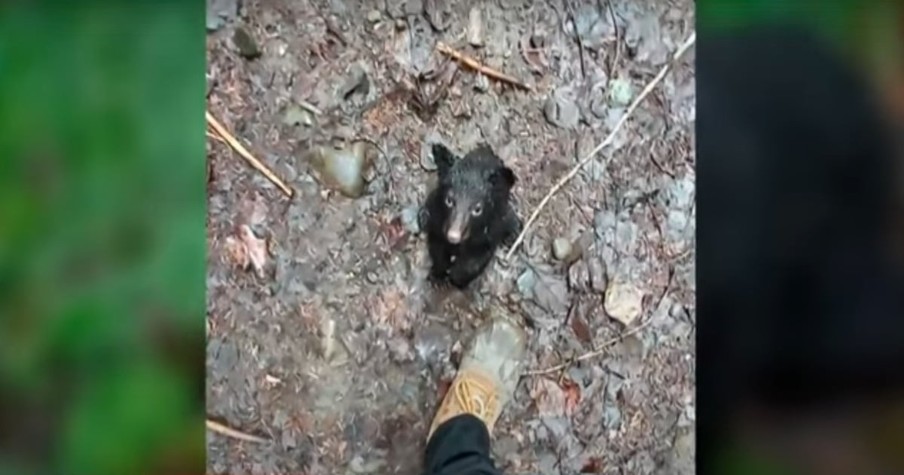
[420,143,523,289]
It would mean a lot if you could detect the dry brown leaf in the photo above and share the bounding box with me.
[224,235,248,269]
[240,225,268,276]
[381,216,407,250]
[561,378,581,415]
[570,311,593,346]
[581,456,605,473]
[224,225,268,277]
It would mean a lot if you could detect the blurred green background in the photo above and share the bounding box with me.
[699,0,903,96]
[0,2,206,474]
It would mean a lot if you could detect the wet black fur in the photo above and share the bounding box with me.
[420,143,522,288]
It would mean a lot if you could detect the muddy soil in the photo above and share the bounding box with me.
[206,0,695,473]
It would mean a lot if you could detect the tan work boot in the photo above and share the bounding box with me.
[427,308,527,440]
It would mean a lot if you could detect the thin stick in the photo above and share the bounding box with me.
[436,42,532,92]
[524,267,675,377]
[298,99,323,116]
[206,419,269,443]
[505,32,695,259]
[205,111,295,197]
[206,130,227,144]
[522,318,655,376]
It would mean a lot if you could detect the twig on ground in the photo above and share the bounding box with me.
[436,42,533,92]
[523,320,655,377]
[206,419,269,443]
[505,31,695,259]
[524,266,675,377]
[568,1,587,78]
[206,111,295,197]
[606,0,621,76]
[206,130,227,144]
[298,99,323,116]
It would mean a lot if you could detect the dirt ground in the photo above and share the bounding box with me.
[205,0,695,473]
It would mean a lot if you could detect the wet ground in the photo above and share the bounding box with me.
[205,0,695,473]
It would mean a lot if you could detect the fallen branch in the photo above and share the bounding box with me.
[206,111,295,197]
[505,32,696,259]
[436,42,532,92]
[206,419,269,443]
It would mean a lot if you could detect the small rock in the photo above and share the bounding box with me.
[516,269,537,297]
[572,4,615,49]
[388,335,413,363]
[669,302,686,319]
[366,10,382,22]
[349,455,387,474]
[567,261,590,292]
[474,73,490,92]
[552,238,573,261]
[400,206,421,234]
[467,7,483,47]
[543,90,579,129]
[608,77,634,106]
[282,105,314,127]
[420,132,445,171]
[338,63,370,101]
[588,258,607,293]
[207,0,238,32]
[604,280,644,325]
[307,142,373,198]
[320,318,337,360]
[233,26,261,60]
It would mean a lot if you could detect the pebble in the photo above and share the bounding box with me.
[608,78,634,106]
[474,73,490,92]
[420,132,445,171]
[604,280,644,325]
[233,26,261,59]
[588,258,607,293]
[669,302,686,319]
[551,238,572,261]
[282,105,314,127]
[467,7,483,47]
[366,10,382,23]
[400,206,421,234]
[543,90,579,129]
[307,142,372,198]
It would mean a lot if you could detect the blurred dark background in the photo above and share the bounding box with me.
[0,3,206,474]
[698,1,904,474]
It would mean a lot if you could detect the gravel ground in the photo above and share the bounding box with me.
[206,0,695,473]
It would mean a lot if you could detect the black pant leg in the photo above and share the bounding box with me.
[422,414,503,475]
